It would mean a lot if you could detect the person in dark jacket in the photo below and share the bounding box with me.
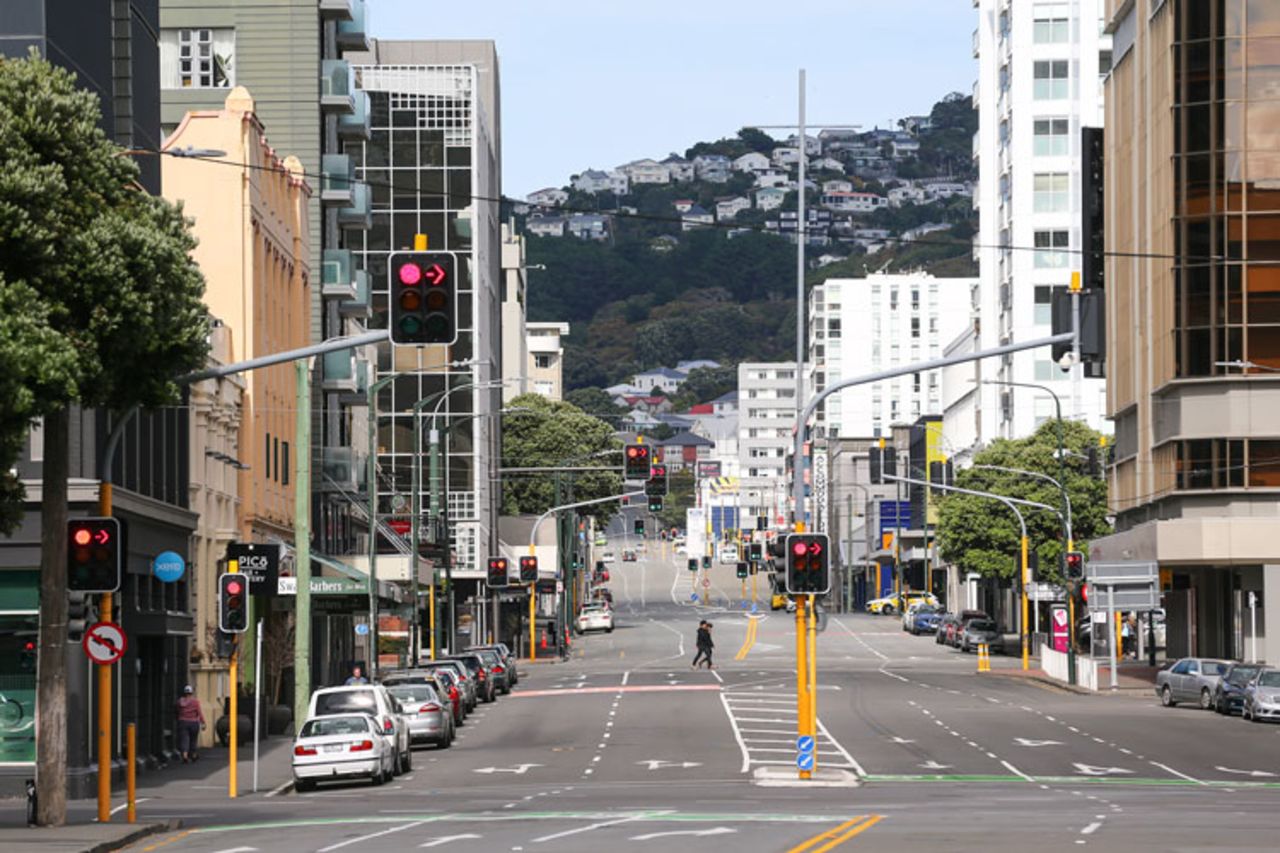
[691,621,715,669]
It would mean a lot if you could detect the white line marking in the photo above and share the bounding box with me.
[318,820,433,852]
[815,717,866,777]
[530,810,670,843]
[109,797,150,815]
[1081,822,1102,835]
[1002,760,1034,782]
[1150,761,1206,786]
[832,618,889,659]
[720,691,752,774]
[621,671,630,686]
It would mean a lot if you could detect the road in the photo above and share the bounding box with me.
[125,536,1280,852]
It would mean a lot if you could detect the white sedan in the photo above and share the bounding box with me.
[293,714,394,791]
[576,605,614,634]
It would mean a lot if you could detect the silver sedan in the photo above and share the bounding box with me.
[1156,657,1231,709]
[1243,668,1280,723]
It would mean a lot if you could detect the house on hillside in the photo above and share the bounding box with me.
[526,216,567,237]
[663,154,695,182]
[655,431,715,472]
[622,409,661,431]
[673,199,695,213]
[889,135,921,158]
[566,213,610,241]
[632,366,688,395]
[681,204,713,231]
[715,196,751,221]
[786,133,821,156]
[900,115,933,135]
[692,154,731,182]
[686,403,714,415]
[732,151,770,173]
[821,191,887,213]
[921,180,972,200]
[711,389,739,414]
[572,169,613,194]
[754,170,789,189]
[822,179,854,194]
[888,184,926,207]
[606,381,644,397]
[771,146,801,167]
[526,187,568,207]
[619,158,671,184]
[811,156,846,172]
[617,394,672,414]
[754,186,786,211]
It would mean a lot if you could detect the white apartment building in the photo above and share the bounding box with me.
[965,0,1109,448]
[807,273,974,440]
[737,362,797,522]
[526,322,568,401]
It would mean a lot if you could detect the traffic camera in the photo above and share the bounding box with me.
[785,533,831,595]
[487,557,509,588]
[389,251,458,345]
[218,573,249,633]
[623,443,652,480]
[67,518,121,593]
[519,555,538,583]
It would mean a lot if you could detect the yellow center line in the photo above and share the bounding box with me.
[141,830,192,852]
[785,815,883,853]
[734,617,759,660]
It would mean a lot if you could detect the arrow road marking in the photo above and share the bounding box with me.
[420,835,481,848]
[1073,763,1134,776]
[918,761,952,770]
[629,828,736,841]
[473,764,541,775]
[889,736,915,744]
[637,760,702,770]
[1013,738,1064,747]
[1215,766,1277,778]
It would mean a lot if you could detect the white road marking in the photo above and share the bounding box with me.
[1072,763,1133,776]
[1150,761,1206,785]
[1002,760,1034,782]
[209,848,258,853]
[1215,766,1277,777]
[420,835,481,848]
[109,798,149,815]
[1081,822,1102,835]
[832,618,889,659]
[318,820,433,852]
[630,827,736,841]
[530,810,671,844]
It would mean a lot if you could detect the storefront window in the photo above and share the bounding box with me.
[0,615,38,763]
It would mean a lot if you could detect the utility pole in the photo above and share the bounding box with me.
[293,359,312,729]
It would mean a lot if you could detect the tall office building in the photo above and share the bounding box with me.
[968,0,1110,445]
[1090,0,1280,666]
[737,362,797,524]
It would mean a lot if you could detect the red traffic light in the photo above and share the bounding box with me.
[398,262,423,286]
[73,528,92,546]
[225,579,243,595]
[23,641,35,652]
[792,541,808,556]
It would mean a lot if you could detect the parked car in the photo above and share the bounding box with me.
[1213,663,1262,715]
[867,591,938,616]
[383,669,465,727]
[293,714,394,791]
[416,660,476,713]
[470,647,511,695]
[447,653,497,704]
[903,603,940,633]
[1156,657,1231,709]
[577,604,614,634]
[384,682,453,748]
[1243,668,1280,723]
[913,609,943,636]
[469,643,518,686]
[306,685,411,775]
[960,618,1004,654]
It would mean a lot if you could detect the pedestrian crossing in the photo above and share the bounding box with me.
[719,688,863,775]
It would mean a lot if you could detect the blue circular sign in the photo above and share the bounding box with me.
[355,623,370,636]
[152,550,186,583]
[796,751,815,770]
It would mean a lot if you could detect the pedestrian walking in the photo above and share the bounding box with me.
[1123,614,1138,659]
[176,685,205,763]
[702,621,715,669]
[691,621,711,669]
[344,665,368,685]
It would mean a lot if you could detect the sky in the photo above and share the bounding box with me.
[369,1,977,198]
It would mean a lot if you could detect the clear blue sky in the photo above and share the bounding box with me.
[369,1,976,198]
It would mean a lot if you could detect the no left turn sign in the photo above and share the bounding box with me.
[83,621,127,665]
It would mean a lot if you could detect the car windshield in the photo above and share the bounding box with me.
[1202,662,1228,676]
[300,716,370,737]
[314,690,377,715]
[968,620,996,632]
[1258,672,1280,687]
[1228,667,1260,685]
[388,685,438,704]
[916,605,939,614]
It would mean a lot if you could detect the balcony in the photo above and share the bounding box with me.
[337,91,371,142]
[337,182,372,231]
[338,357,372,406]
[321,60,354,114]
[336,0,370,52]
[339,270,372,320]
[322,349,357,393]
[322,249,357,300]
[321,154,353,205]
[319,0,354,20]
[320,446,367,492]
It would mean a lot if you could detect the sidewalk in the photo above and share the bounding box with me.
[0,733,296,851]
[984,662,1157,697]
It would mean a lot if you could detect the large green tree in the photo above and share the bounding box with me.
[0,52,208,824]
[501,394,622,524]
[935,420,1111,584]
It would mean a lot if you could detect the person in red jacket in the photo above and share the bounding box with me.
[176,685,206,763]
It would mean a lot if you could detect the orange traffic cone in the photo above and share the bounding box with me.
[540,631,548,650]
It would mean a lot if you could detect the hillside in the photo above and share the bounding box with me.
[520,92,979,398]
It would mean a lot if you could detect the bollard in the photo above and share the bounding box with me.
[977,643,991,673]
[126,723,136,823]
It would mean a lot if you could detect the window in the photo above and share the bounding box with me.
[1033,4,1070,43]
[1033,60,1069,100]
[1033,173,1070,213]
[533,354,553,369]
[160,28,235,89]
[828,318,841,338]
[1034,230,1070,268]
[282,442,290,486]
[1035,285,1065,325]
[1033,118,1070,157]
[911,317,920,338]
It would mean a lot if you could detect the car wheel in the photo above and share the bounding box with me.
[372,765,384,786]
[1199,688,1213,710]
[606,627,614,633]
[402,747,413,772]
[883,605,895,615]
[294,778,314,793]
[1161,685,1175,707]
[1214,695,1225,714]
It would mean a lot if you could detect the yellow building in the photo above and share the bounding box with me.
[163,87,312,546]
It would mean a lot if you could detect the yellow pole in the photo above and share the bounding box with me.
[794,597,808,771]
[125,723,136,823]
[529,583,537,662]
[807,593,817,768]
[752,571,758,604]
[97,484,112,823]
[1021,534,1030,671]
[228,558,239,798]
[429,580,436,661]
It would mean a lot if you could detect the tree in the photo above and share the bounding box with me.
[564,387,625,421]
[501,394,622,524]
[656,468,696,529]
[935,420,1112,586]
[669,365,737,410]
[0,52,209,824]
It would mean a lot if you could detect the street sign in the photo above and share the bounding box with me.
[355,623,370,636]
[226,542,280,597]
[152,550,186,583]
[82,621,127,665]
[702,578,711,588]
[796,735,815,753]
[1085,561,1159,609]
[796,751,815,771]
[1051,604,1069,653]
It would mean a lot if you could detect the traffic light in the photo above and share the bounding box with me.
[633,519,645,536]
[624,443,652,480]
[519,555,538,583]
[67,518,121,593]
[648,496,663,512]
[19,639,36,673]
[487,557,509,588]
[644,464,668,497]
[1064,550,1085,580]
[785,533,831,595]
[687,558,698,572]
[748,542,763,562]
[67,592,94,643]
[701,555,711,569]
[389,251,458,346]
[928,460,953,486]
[736,561,749,579]
[218,573,249,633]
[869,443,897,485]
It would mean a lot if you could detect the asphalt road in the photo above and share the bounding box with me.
[123,534,1280,852]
